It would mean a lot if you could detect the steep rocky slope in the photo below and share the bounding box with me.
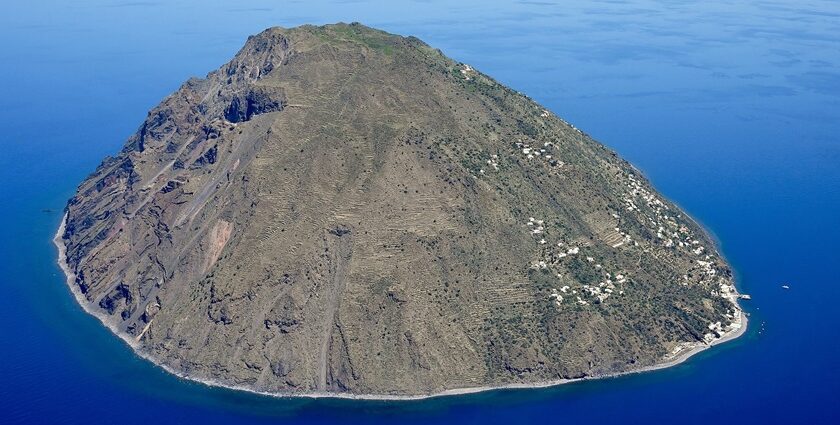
[59,23,744,397]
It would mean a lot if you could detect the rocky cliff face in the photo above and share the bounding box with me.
[60,23,743,397]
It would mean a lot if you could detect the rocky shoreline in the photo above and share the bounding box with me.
[55,213,747,401]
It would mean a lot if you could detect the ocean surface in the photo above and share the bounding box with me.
[1,1,838,423]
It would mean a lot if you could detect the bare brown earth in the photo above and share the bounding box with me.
[59,23,744,397]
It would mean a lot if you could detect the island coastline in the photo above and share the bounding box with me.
[54,213,748,401]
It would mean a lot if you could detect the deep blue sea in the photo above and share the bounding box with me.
[1,1,838,423]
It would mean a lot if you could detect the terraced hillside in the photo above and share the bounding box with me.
[59,23,744,397]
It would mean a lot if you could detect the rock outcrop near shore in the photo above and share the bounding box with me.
[59,23,743,397]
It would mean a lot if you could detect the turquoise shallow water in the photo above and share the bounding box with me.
[1,1,838,423]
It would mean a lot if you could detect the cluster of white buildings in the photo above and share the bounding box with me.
[485,154,499,171]
[580,270,629,304]
[513,140,562,166]
[620,176,743,337]
[527,217,545,235]
[460,63,474,81]
[623,173,713,258]
[523,217,632,308]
